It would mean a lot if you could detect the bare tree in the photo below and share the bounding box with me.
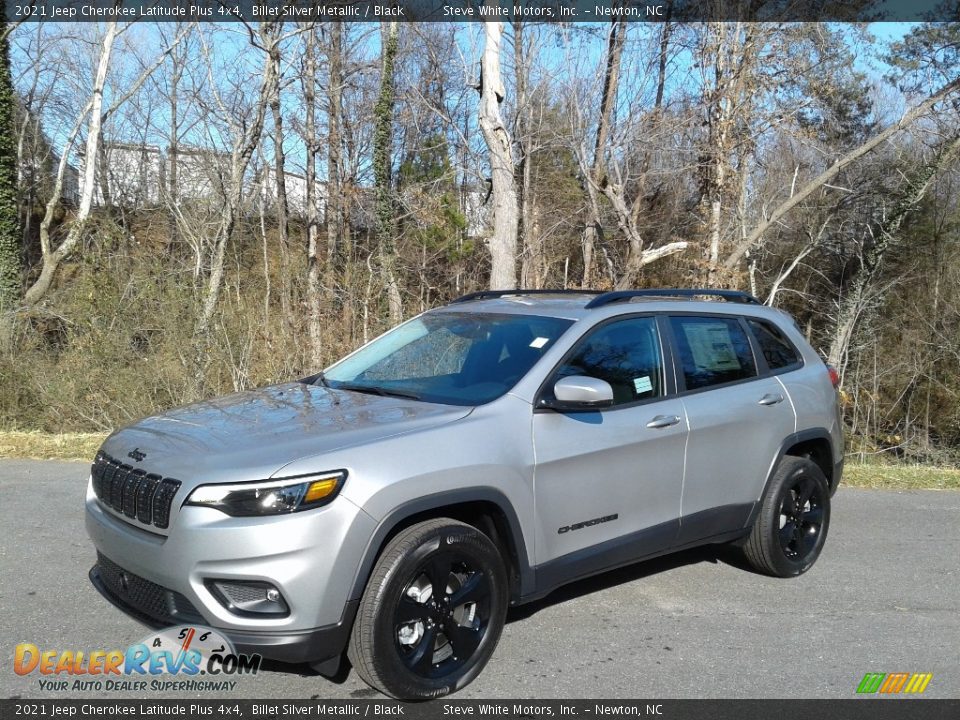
[301,22,323,368]
[695,23,766,287]
[22,23,186,309]
[478,19,518,290]
[268,25,292,334]
[324,23,346,310]
[581,19,626,288]
[724,77,960,271]
[828,133,960,375]
[189,22,282,397]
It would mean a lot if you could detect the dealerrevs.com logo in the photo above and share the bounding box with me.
[13,625,260,692]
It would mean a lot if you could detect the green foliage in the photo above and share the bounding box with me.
[792,27,876,147]
[399,133,453,186]
[397,133,470,262]
[886,22,960,92]
[0,12,21,315]
[373,24,400,254]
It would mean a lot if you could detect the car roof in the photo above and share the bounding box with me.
[428,291,795,324]
[431,294,600,320]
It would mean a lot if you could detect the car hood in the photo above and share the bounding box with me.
[98,382,472,487]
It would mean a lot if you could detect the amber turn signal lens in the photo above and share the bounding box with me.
[304,478,340,504]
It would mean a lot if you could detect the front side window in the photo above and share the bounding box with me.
[324,312,573,406]
[671,315,757,390]
[747,318,802,371]
[547,316,664,406]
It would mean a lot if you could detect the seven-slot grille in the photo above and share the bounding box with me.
[91,452,181,529]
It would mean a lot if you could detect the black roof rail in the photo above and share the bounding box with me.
[449,289,602,304]
[584,288,762,309]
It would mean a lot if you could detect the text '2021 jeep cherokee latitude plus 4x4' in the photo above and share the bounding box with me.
[86,288,843,699]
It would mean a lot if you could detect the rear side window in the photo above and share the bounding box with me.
[550,316,663,406]
[670,316,757,390]
[746,318,802,371]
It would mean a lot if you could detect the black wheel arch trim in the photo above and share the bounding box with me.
[747,427,838,529]
[348,488,535,604]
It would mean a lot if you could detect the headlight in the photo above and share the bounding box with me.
[184,471,347,517]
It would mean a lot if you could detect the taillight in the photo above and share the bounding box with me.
[827,364,840,389]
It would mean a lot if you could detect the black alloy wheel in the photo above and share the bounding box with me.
[349,518,508,699]
[777,473,826,561]
[394,554,492,678]
[742,456,831,577]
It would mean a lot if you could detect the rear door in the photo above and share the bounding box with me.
[667,314,797,543]
[532,315,687,569]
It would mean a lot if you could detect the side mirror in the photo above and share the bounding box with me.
[548,376,614,410]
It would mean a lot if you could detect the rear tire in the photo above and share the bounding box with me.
[348,518,508,699]
[742,456,830,577]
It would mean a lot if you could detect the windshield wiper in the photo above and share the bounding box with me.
[333,383,422,400]
[308,371,341,405]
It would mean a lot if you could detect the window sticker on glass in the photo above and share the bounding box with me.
[633,376,653,394]
[529,337,550,349]
[683,323,740,371]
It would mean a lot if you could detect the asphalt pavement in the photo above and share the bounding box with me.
[1,459,957,699]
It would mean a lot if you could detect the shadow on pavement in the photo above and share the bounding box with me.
[256,540,755,688]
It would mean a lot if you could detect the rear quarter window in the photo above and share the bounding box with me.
[746,318,802,371]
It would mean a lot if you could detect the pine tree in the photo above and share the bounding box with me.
[0,11,22,326]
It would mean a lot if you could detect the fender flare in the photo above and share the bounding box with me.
[746,427,837,528]
[347,488,535,603]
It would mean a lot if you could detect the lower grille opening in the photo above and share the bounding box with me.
[95,552,202,625]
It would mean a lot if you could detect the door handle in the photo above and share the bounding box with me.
[758,393,785,406]
[646,414,681,429]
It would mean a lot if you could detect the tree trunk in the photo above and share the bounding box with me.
[699,23,740,288]
[324,24,343,311]
[373,20,401,324]
[165,25,183,254]
[0,10,21,348]
[269,37,293,335]
[513,21,538,289]
[22,22,118,309]
[478,19,518,291]
[302,23,323,369]
[582,18,626,288]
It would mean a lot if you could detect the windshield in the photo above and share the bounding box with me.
[323,312,574,406]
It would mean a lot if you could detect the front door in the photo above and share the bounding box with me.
[532,315,687,571]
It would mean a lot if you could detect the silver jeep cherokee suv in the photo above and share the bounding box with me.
[86,288,843,699]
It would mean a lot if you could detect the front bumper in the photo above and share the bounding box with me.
[88,562,358,664]
[85,477,375,661]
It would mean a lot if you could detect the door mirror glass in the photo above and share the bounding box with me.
[550,376,614,410]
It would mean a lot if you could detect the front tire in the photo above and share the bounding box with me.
[742,456,831,577]
[348,519,508,699]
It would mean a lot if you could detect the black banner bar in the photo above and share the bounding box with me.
[2,700,959,720]
[5,0,960,23]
